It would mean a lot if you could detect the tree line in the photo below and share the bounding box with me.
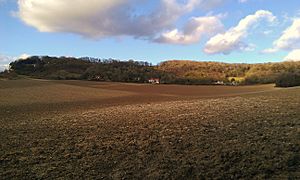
[2,56,300,87]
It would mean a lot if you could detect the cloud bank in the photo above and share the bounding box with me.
[284,49,300,61]
[264,18,300,53]
[204,10,276,54]
[17,0,224,40]
[155,16,224,44]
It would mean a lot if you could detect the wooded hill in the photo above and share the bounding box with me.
[3,56,300,87]
[158,60,300,86]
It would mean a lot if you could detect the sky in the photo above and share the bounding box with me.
[1,0,300,71]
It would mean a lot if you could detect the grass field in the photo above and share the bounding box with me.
[0,79,299,179]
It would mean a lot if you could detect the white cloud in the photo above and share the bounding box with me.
[284,49,300,61]
[16,0,224,40]
[18,0,139,37]
[241,43,256,52]
[264,18,300,53]
[0,53,31,72]
[261,48,277,54]
[204,10,276,54]
[262,30,273,35]
[155,16,224,44]
[0,54,14,71]
[19,53,30,60]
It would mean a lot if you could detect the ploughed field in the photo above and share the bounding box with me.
[0,79,299,179]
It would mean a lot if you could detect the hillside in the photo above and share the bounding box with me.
[158,60,300,85]
[2,56,300,87]
[157,60,251,83]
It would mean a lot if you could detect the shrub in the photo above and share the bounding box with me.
[0,70,19,80]
[275,71,300,87]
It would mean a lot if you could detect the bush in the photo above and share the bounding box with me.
[0,70,19,80]
[275,71,300,87]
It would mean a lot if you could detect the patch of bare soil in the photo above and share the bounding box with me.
[60,80,276,97]
[0,79,299,179]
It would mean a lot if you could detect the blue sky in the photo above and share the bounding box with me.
[1,0,300,70]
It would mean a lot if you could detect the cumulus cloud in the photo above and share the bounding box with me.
[263,18,300,53]
[204,10,276,54]
[16,0,224,40]
[18,0,141,37]
[284,49,300,61]
[155,16,224,44]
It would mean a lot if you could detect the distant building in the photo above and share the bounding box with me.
[214,81,224,85]
[148,78,160,84]
[90,75,103,81]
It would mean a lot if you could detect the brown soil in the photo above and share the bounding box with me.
[0,79,299,179]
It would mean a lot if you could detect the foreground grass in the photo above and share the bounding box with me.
[0,80,299,179]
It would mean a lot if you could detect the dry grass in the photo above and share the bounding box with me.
[0,79,299,179]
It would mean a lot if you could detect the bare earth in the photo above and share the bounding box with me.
[0,79,299,179]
